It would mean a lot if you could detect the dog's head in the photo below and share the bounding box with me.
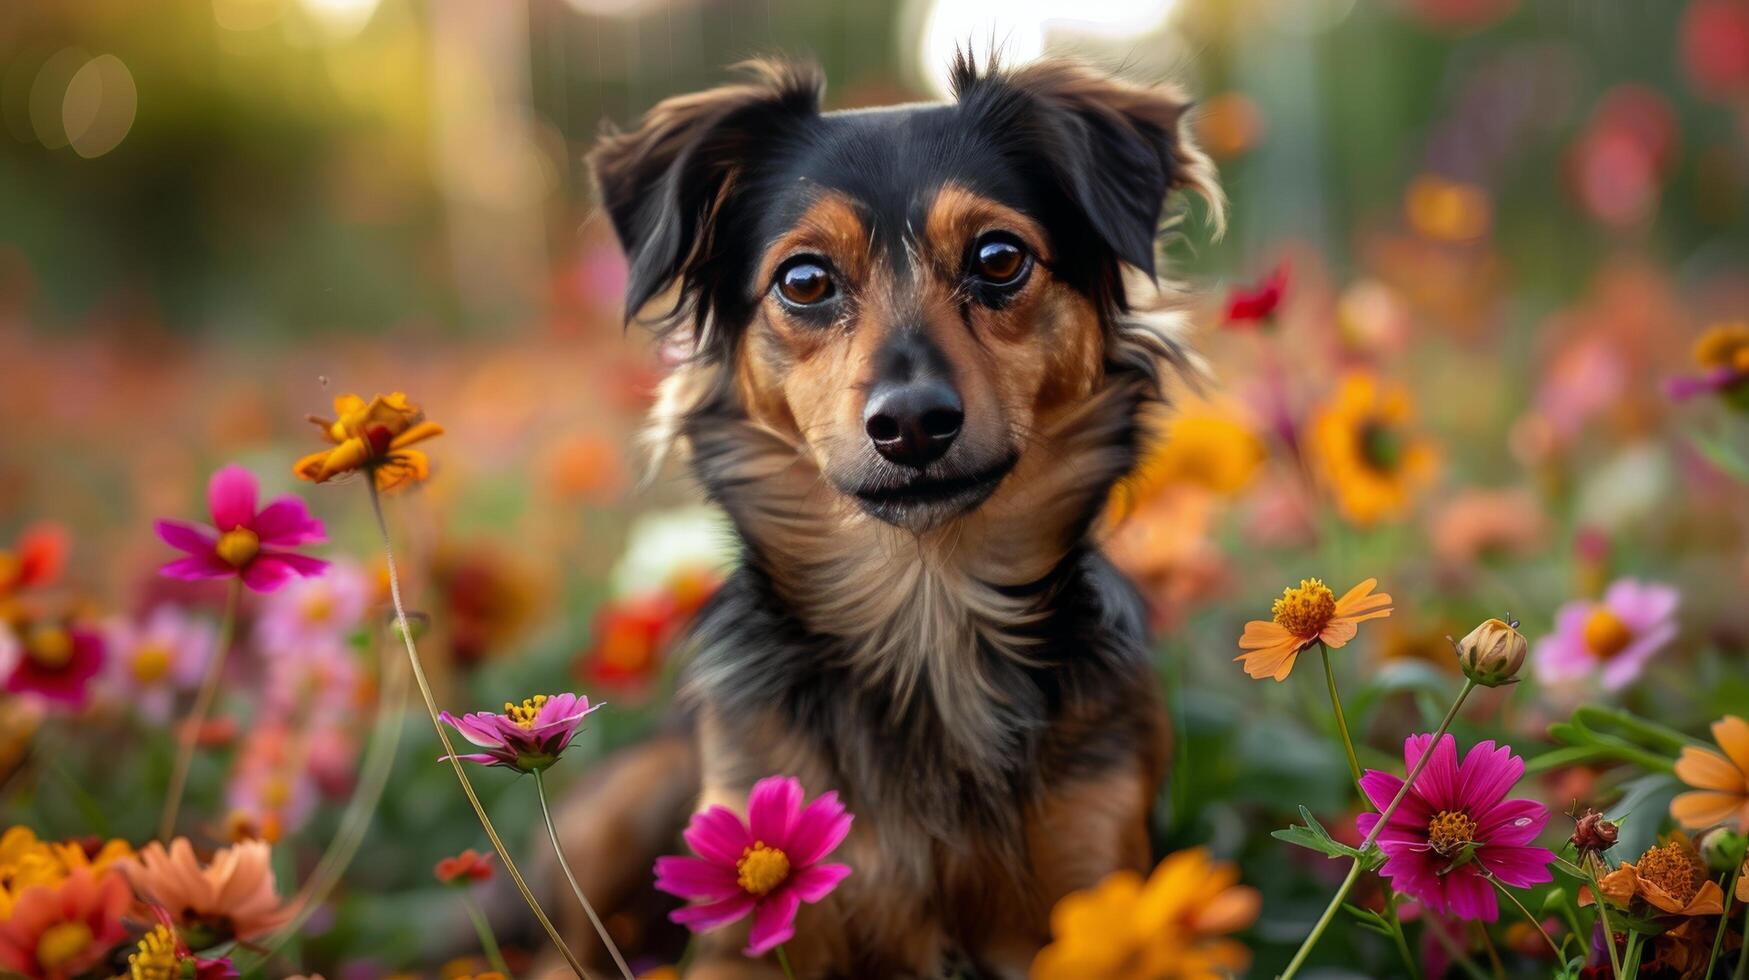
[592,53,1220,542]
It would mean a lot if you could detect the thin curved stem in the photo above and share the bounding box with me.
[1319,641,1364,796]
[534,768,634,980]
[1584,861,1625,980]
[463,890,514,978]
[775,944,798,980]
[159,577,242,841]
[1279,678,1478,980]
[1488,876,1561,961]
[368,481,587,978]
[1734,898,1748,980]
[1706,863,1740,980]
[1382,893,1422,980]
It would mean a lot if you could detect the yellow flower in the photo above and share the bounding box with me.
[1115,406,1266,518]
[1032,848,1259,980]
[293,392,444,492]
[1235,577,1393,681]
[1596,834,1725,916]
[1670,715,1749,832]
[1308,373,1438,526]
[0,825,133,918]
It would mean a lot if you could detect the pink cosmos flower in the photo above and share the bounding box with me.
[1358,734,1555,921]
[654,776,853,957]
[104,606,214,723]
[1534,578,1679,691]
[155,465,328,594]
[438,692,601,773]
[254,559,369,656]
[0,618,106,709]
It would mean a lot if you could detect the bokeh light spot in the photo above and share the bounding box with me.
[62,55,137,160]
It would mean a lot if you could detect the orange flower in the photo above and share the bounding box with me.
[1596,835,1725,916]
[0,867,130,980]
[121,838,293,945]
[1670,715,1749,832]
[1236,578,1393,681]
[293,392,443,492]
[433,848,495,886]
[1031,848,1260,979]
[1308,373,1438,526]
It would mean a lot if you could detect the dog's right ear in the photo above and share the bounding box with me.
[589,59,824,350]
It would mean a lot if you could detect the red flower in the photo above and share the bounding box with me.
[1224,264,1288,326]
[0,523,68,598]
[1,618,105,709]
[434,848,496,885]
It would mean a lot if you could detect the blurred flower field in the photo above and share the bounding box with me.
[4,0,1749,977]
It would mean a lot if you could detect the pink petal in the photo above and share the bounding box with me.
[684,806,751,866]
[1359,770,1405,814]
[1475,798,1547,846]
[1407,734,1460,811]
[155,519,218,556]
[669,893,756,932]
[1441,869,1497,922]
[1604,579,1679,628]
[788,862,850,903]
[744,890,800,956]
[240,557,296,594]
[252,497,325,546]
[437,751,505,766]
[1600,621,1677,691]
[208,464,259,530]
[260,550,329,577]
[1477,844,1556,888]
[747,776,803,848]
[786,791,853,866]
[1456,741,1524,814]
[442,712,509,749]
[160,554,234,581]
[653,856,742,902]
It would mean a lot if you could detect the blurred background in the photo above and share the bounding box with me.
[4,0,1749,975]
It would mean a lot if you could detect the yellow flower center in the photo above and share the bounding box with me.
[1582,608,1634,661]
[35,921,93,972]
[1635,841,1705,906]
[504,694,549,730]
[302,591,334,624]
[215,527,260,568]
[131,643,173,684]
[129,925,179,980]
[736,841,791,896]
[23,625,73,669]
[1272,579,1337,638]
[1426,809,1478,858]
[1694,323,1749,371]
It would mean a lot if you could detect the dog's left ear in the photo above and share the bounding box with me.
[953,54,1223,281]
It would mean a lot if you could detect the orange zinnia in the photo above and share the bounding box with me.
[1595,835,1724,916]
[1670,714,1749,832]
[293,392,443,492]
[1236,578,1393,681]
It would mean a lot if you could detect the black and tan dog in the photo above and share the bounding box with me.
[550,52,1222,979]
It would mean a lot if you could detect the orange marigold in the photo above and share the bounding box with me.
[1596,834,1725,916]
[293,393,443,492]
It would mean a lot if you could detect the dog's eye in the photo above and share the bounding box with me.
[774,258,835,307]
[969,234,1030,288]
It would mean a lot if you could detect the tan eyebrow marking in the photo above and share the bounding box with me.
[756,192,870,290]
[923,183,1052,274]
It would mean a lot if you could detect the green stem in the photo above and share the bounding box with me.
[159,577,242,841]
[367,481,587,978]
[1382,893,1422,980]
[1622,931,1643,975]
[534,768,634,980]
[1734,898,1748,980]
[1706,863,1740,980]
[462,890,514,978]
[1279,678,1478,980]
[1487,877,1562,961]
[776,944,799,980]
[1584,862,1625,980]
[1319,641,1365,795]
[1572,706,1701,753]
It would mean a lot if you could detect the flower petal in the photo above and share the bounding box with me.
[1711,716,1749,779]
[744,890,801,956]
[1675,746,1745,793]
[1477,844,1555,888]
[669,893,756,932]
[160,554,234,581]
[240,556,296,594]
[1475,798,1547,846]
[1234,637,1304,681]
[1456,740,1525,814]
[155,519,217,556]
[252,498,326,546]
[788,862,851,903]
[747,776,803,849]
[208,464,259,530]
[1670,790,1746,829]
[684,806,751,866]
[653,856,742,902]
[786,791,853,866]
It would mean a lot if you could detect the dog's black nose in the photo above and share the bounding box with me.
[864,378,963,468]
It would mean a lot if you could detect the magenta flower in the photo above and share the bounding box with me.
[155,464,328,594]
[438,692,601,773]
[654,776,853,957]
[1357,734,1555,921]
[0,618,105,708]
[1534,578,1679,691]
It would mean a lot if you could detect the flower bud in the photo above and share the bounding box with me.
[1697,826,1747,874]
[1569,807,1619,860]
[1452,617,1528,687]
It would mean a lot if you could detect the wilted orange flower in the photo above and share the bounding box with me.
[122,838,293,945]
[1309,373,1438,526]
[1596,835,1725,916]
[1670,714,1749,832]
[1236,578,1393,681]
[293,392,443,492]
[1031,848,1260,980]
